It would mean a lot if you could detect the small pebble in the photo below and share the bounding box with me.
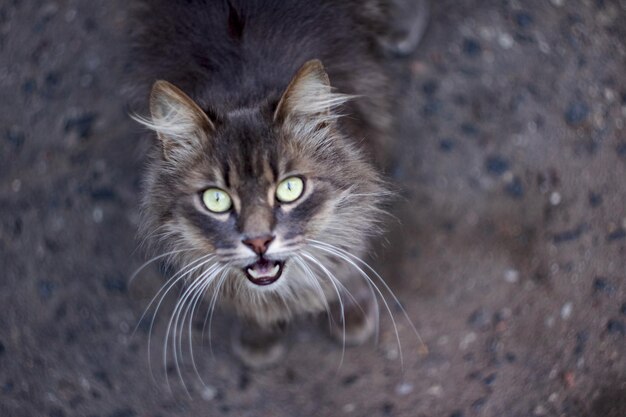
[65,9,77,23]
[468,308,491,330]
[108,409,136,417]
[92,207,103,223]
[460,332,477,349]
[606,319,625,335]
[471,397,486,411]
[593,277,614,294]
[563,371,575,388]
[504,269,520,283]
[385,347,399,360]
[534,405,547,416]
[485,155,510,176]
[514,11,534,28]
[38,281,55,300]
[382,403,394,415]
[606,228,626,241]
[104,277,127,293]
[426,385,443,397]
[561,302,573,319]
[201,386,217,401]
[64,113,98,140]
[588,192,603,207]
[505,177,524,199]
[564,102,589,126]
[395,382,414,396]
[498,33,514,49]
[342,403,355,413]
[11,179,21,192]
[549,192,561,205]
[483,373,496,386]
[439,138,455,152]
[574,331,588,355]
[553,224,585,244]
[462,38,482,57]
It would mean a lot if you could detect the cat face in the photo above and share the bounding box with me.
[135,61,386,316]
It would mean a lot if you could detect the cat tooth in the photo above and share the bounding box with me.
[269,264,280,277]
[247,268,259,278]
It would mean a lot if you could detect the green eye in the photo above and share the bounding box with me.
[276,176,304,203]
[201,188,232,213]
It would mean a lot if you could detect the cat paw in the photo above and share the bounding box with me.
[231,321,287,369]
[328,289,378,346]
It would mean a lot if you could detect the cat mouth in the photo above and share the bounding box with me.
[244,258,284,286]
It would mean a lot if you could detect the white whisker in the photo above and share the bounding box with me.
[309,239,426,353]
[299,252,347,369]
[164,263,219,396]
[306,241,407,368]
[128,248,191,285]
[202,268,231,357]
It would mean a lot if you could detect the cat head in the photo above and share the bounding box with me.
[134,60,388,316]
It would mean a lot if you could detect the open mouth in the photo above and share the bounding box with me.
[243,258,284,286]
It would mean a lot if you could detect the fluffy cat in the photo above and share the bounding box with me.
[131,0,426,368]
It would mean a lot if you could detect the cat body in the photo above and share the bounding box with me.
[132,0,413,366]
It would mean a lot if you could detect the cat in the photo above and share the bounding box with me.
[131,0,427,368]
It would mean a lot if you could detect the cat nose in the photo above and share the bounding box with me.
[242,235,275,255]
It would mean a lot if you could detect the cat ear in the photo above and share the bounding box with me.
[134,80,214,161]
[273,59,351,125]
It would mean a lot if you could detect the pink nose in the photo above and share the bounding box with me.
[242,235,274,255]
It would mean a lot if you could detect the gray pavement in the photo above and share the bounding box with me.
[0,1,625,416]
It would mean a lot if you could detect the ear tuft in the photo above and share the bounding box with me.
[132,81,214,161]
[273,59,353,124]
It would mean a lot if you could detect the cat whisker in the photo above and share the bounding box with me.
[180,275,210,388]
[309,239,426,354]
[164,263,220,396]
[141,254,214,388]
[165,278,201,396]
[215,249,240,256]
[186,266,224,388]
[133,224,168,255]
[136,253,214,336]
[306,240,408,368]
[128,248,192,286]
[202,267,231,357]
[299,252,348,369]
[292,255,332,329]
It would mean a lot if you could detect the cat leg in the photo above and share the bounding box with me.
[328,280,378,346]
[231,319,287,369]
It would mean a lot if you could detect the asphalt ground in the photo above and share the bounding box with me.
[0,1,625,416]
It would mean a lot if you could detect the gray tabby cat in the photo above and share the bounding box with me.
[131,0,427,368]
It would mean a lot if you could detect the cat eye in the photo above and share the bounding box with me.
[201,188,232,213]
[276,176,304,203]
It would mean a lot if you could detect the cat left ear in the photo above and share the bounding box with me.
[133,80,214,161]
[273,59,352,125]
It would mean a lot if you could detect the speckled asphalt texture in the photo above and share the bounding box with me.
[1,1,625,416]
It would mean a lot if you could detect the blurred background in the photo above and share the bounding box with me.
[1,0,625,416]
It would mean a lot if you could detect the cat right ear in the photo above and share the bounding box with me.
[133,80,214,161]
[273,59,352,126]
